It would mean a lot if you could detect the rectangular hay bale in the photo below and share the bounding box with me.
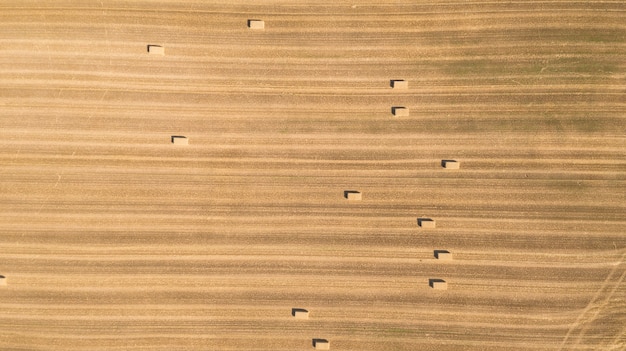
[171,136,188,145]
[147,45,164,55]
[435,250,452,260]
[314,339,330,350]
[391,80,408,89]
[442,160,460,169]
[248,19,265,29]
[418,218,436,228]
[345,191,362,201]
[292,309,309,319]
[392,106,409,116]
[430,279,447,290]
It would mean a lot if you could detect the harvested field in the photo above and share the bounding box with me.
[0,1,625,350]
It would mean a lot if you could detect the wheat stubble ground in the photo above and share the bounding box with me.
[0,1,625,350]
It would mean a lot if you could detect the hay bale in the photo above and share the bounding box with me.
[434,250,452,260]
[391,79,408,89]
[392,106,409,116]
[344,191,362,201]
[418,218,436,228]
[442,160,460,169]
[147,45,165,55]
[248,19,265,29]
[0,275,6,286]
[429,279,447,290]
[292,308,309,319]
[171,136,188,145]
[314,339,330,350]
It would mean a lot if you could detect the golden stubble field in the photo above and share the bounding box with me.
[0,1,625,350]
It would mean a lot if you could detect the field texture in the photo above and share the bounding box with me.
[0,1,625,350]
